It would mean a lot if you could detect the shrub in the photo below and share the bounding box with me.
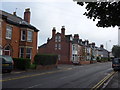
[29,64,37,69]
[34,54,58,66]
[13,58,31,70]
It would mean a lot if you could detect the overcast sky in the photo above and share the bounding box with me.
[1,0,118,51]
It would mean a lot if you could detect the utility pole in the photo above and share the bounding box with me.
[118,26,120,46]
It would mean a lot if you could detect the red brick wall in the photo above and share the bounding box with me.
[80,61,90,65]
[2,20,38,62]
[38,33,72,64]
[2,21,20,58]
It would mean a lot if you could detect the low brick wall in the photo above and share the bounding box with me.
[90,60,97,64]
[79,61,90,65]
[58,61,73,64]
[36,64,57,70]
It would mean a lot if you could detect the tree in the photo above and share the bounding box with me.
[76,1,120,27]
[112,45,120,58]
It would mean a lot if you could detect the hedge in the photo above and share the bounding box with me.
[34,54,58,66]
[96,57,109,62]
[13,58,31,70]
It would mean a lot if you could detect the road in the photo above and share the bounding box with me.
[2,62,115,89]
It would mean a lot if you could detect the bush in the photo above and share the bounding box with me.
[29,64,37,69]
[34,54,58,66]
[13,58,31,70]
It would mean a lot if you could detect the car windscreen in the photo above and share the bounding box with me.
[113,58,120,64]
[1,56,13,62]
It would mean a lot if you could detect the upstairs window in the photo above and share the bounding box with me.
[21,30,26,41]
[55,35,61,42]
[73,45,75,50]
[55,44,57,50]
[6,26,12,39]
[58,44,61,50]
[27,31,33,42]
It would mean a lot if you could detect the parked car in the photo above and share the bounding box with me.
[0,55,14,73]
[112,58,120,71]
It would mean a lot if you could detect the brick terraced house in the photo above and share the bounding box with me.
[38,26,96,64]
[38,26,73,64]
[0,8,39,62]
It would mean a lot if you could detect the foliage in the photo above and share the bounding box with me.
[34,54,58,66]
[77,1,120,27]
[96,57,109,62]
[13,58,31,70]
[29,64,37,69]
[112,45,120,58]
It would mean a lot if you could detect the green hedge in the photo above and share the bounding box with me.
[96,57,109,62]
[34,54,58,66]
[13,58,31,70]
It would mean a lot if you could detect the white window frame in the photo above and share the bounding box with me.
[19,47,24,58]
[58,44,61,50]
[58,55,60,60]
[55,35,61,42]
[55,44,57,50]
[21,30,26,41]
[55,36,58,42]
[26,48,32,59]
[6,25,12,39]
[58,36,61,42]
[27,30,33,42]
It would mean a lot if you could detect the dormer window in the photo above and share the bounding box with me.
[6,25,12,39]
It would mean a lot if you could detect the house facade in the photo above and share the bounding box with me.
[96,45,109,59]
[38,26,73,64]
[0,8,39,62]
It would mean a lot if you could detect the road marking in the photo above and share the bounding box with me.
[91,71,117,90]
[1,68,73,82]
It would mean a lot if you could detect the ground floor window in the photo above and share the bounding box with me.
[26,48,32,59]
[58,55,60,60]
[3,45,11,56]
[20,47,24,58]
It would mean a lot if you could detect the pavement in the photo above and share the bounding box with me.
[106,70,120,88]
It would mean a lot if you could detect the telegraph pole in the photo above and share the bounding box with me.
[118,26,120,46]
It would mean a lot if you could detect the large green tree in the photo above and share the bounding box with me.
[76,1,120,27]
[112,45,120,58]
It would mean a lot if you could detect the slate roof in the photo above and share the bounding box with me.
[38,43,47,48]
[0,10,39,32]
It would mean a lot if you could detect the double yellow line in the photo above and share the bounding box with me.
[0,67,72,82]
[91,71,117,90]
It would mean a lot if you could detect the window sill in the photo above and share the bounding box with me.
[6,37,11,40]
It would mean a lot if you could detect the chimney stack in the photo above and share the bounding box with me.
[24,8,30,23]
[61,26,65,36]
[74,34,79,39]
[52,27,56,37]
[100,45,104,48]
[13,12,16,16]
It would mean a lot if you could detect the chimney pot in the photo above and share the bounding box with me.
[13,12,16,16]
[52,27,56,37]
[61,26,65,35]
[74,34,79,39]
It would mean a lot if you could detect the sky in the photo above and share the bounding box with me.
[0,0,118,51]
